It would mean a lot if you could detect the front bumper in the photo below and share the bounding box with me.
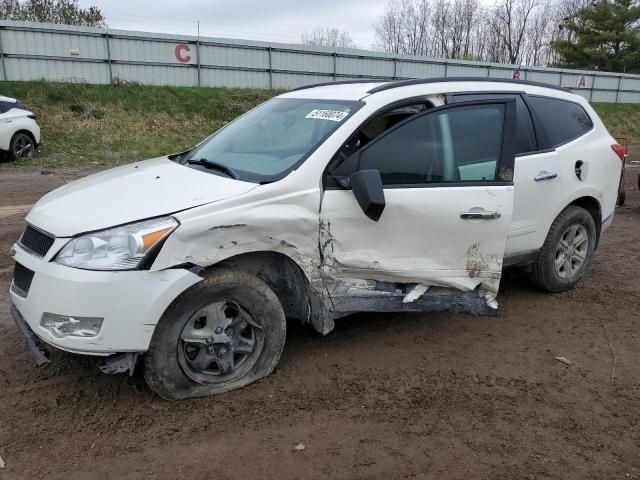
[11,304,50,365]
[10,242,202,356]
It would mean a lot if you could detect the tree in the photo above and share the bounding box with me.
[373,0,433,56]
[487,0,540,64]
[0,0,106,27]
[301,27,357,49]
[372,0,543,64]
[552,0,640,72]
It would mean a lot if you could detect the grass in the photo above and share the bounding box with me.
[592,103,640,144]
[0,81,637,169]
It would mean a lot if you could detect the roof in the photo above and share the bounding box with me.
[283,77,573,101]
[280,82,386,101]
[366,77,571,94]
[0,95,17,102]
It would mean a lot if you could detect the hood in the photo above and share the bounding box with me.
[26,157,257,237]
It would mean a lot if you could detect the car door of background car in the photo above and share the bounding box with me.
[319,99,517,305]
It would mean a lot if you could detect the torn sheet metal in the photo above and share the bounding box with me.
[152,183,325,289]
[403,284,429,303]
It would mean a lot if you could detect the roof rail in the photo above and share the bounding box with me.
[366,77,572,94]
[290,79,389,92]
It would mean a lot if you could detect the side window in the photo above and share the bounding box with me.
[527,96,593,148]
[0,102,7,114]
[334,103,430,160]
[356,104,506,186]
[451,93,536,154]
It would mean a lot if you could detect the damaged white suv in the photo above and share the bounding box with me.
[10,78,622,399]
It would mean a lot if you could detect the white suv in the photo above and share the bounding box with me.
[0,96,40,160]
[10,78,622,399]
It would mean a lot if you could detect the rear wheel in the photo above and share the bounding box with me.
[144,269,287,400]
[10,132,35,160]
[529,206,596,292]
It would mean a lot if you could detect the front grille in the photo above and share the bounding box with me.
[11,262,35,298]
[19,225,55,257]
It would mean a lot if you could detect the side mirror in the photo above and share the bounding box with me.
[349,169,386,221]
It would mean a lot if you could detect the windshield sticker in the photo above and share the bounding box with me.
[305,109,350,122]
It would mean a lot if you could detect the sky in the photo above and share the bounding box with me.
[78,0,388,49]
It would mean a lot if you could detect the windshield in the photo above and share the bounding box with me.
[182,98,362,183]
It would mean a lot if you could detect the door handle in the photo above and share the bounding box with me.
[460,210,501,220]
[534,171,557,181]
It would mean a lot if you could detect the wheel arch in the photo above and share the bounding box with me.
[567,195,602,249]
[203,251,333,334]
[12,129,38,146]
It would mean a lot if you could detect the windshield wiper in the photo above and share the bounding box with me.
[187,158,239,179]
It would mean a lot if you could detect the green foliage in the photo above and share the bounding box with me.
[552,0,640,73]
[593,103,640,142]
[0,0,105,27]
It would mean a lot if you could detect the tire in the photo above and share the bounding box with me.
[617,189,626,207]
[144,269,287,400]
[10,132,35,160]
[529,205,596,293]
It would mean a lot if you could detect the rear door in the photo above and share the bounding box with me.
[448,92,551,261]
[320,99,517,296]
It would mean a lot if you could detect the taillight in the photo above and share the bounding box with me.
[611,144,626,166]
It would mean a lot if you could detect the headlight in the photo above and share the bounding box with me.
[55,217,178,270]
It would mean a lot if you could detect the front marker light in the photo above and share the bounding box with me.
[55,217,178,271]
[41,313,103,338]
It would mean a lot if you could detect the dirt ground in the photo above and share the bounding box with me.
[0,158,639,480]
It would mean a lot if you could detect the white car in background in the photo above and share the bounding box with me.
[0,95,40,160]
[10,78,623,400]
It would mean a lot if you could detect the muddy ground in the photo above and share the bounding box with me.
[0,159,639,480]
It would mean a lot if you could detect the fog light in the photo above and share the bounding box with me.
[40,313,103,338]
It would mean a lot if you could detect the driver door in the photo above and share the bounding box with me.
[319,99,517,300]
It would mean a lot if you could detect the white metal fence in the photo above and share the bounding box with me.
[1,20,640,103]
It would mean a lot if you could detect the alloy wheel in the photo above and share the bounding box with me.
[13,133,34,159]
[554,224,589,280]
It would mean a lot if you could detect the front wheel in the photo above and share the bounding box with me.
[529,205,596,292]
[144,269,287,400]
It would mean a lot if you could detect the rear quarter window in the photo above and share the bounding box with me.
[527,96,593,148]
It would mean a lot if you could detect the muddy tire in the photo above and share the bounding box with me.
[144,269,286,400]
[529,206,596,293]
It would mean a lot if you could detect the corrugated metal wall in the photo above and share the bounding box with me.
[1,20,640,103]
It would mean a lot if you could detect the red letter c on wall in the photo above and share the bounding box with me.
[175,44,191,63]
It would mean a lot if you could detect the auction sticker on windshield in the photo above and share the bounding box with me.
[305,109,350,122]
